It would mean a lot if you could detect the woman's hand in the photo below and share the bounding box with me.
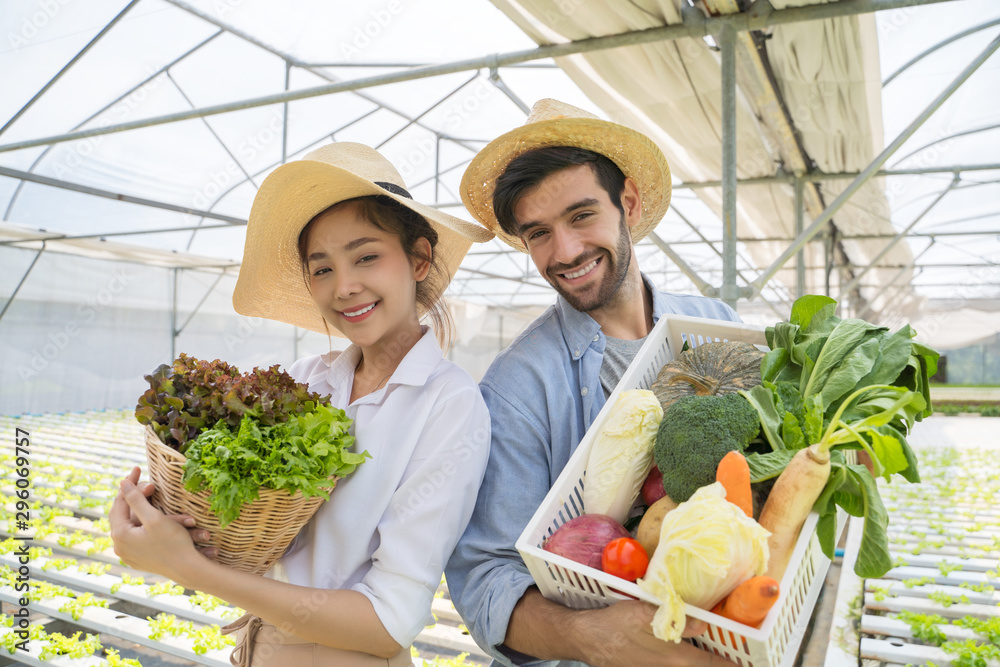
[109,467,215,582]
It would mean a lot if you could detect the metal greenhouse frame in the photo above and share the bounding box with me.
[1,0,998,362]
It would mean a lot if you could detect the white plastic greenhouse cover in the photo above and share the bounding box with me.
[1,0,998,414]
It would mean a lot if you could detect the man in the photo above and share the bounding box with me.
[446,99,740,667]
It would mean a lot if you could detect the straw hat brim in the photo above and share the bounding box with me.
[460,116,671,252]
[234,160,492,336]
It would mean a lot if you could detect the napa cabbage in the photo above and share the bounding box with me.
[637,482,771,642]
[583,390,663,523]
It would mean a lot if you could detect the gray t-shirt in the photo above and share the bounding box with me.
[600,334,648,398]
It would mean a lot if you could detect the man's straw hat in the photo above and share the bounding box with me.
[234,142,493,336]
[460,98,672,252]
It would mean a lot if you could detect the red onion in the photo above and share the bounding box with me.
[542,514,630,570]
[641,466,667,507]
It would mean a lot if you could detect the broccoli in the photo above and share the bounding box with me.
[653,393,761,503]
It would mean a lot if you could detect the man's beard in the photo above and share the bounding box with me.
[545,213,632,313]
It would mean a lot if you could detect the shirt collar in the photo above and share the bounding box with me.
[554,273,668,357]
[324,326,442,392]
[647,273,670,323]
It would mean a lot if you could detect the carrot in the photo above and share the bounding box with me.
[758,443,831,581]
[716,451,752,517]
[711,576,780,627]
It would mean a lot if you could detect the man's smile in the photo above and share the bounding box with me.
[560,258,600,280]
[555,257,602,284]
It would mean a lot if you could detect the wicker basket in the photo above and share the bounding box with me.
[143,425,332,575]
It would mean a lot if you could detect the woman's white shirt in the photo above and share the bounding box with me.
[270,328,490,648]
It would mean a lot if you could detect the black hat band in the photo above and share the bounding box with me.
[375,181,413,199]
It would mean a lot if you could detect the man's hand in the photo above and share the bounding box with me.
[506,588,738,667]
[575,600,731,667]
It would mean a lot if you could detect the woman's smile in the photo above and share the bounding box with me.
[339,301,380,322]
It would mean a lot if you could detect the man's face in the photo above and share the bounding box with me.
[513,164,635,313]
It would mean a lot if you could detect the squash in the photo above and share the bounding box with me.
[651,341,764,411]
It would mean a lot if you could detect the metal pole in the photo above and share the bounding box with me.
[803,163,1000,180]
[0,224,234,246]
[375,73,480,150]
[170,73,258,186]
[468,226,996,253]
[299,61,558,69]
[0,0,141,137]
[2,31,223,223]
[0,242,45,325]
[668,204,787,307]
[720,24,739,308]
[648,232,714,295]
[883,17,1000,86]
[0,167,245,224]
[487,68,531,114]
[163,0,481,155]
[824,231,833,297]
[680,173,794,189]
[5,159,990,232]
[671,163,1000,190]
[849,261,1000,270]
[837,176,959,300]
[857,239,936,319]
[750,32,1000,298]
[283,61,291,164]
[410,157,474,190]
[890,123,1000,169]
[170,269,179,361]
[455,266,549,289]
[794,176,805,298]
[197,109,383,216]
[861,275,920,322]
[434,136,441,203]
[0,0,958,154]
[175,272,227,335]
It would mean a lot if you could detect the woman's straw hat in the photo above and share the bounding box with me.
[460,98,671,252]
[234,142,493,336]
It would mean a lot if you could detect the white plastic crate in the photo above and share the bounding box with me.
[515,314,844,667]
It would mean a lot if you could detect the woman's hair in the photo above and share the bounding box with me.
[297,195,454,349]
[493,146,627,239]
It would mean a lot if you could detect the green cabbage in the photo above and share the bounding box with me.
[583,390,663,523]
[637,482,771,642]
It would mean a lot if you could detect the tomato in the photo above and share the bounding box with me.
[601,537,649,581]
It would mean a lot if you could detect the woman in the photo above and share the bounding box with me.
[111,142,493,666]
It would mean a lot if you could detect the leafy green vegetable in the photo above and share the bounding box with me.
[954,616,1000,645]
[803,319,885,402]
[182,404,366,526]
[136,353,330,453]
[898,610,949,645]
[942,638,1000,667]
[746,449,797,482]
[740,294,940,578]
[38,631,103,661]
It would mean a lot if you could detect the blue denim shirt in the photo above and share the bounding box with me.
[445,276,740,667]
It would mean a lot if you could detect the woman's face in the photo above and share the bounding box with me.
[304,201,430,350]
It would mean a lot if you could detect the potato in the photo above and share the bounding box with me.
[636,495,678,556]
